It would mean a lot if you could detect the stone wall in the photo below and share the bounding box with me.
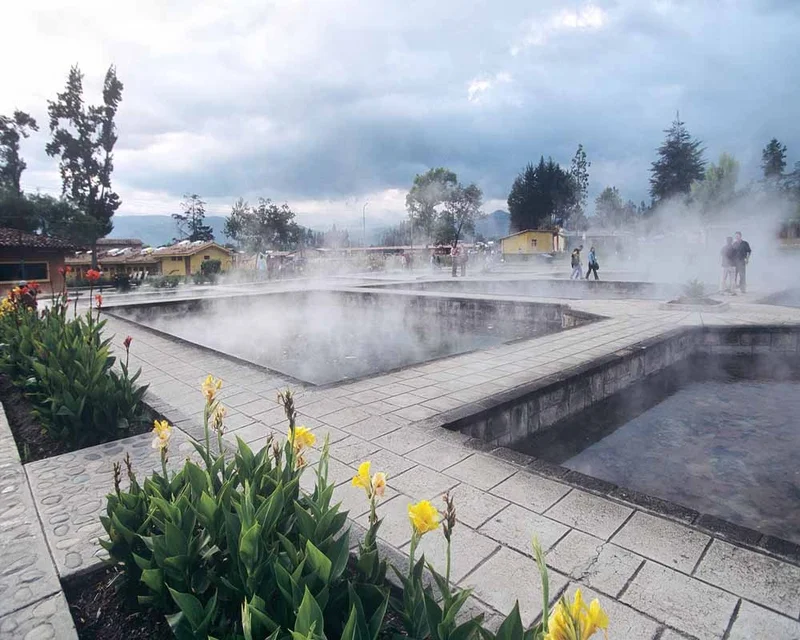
[442,325,800,448]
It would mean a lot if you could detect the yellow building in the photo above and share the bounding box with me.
[152,242,234,276]
[500,229,566,256]
[66,240,234,277]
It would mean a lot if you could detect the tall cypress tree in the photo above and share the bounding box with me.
[0,111,39,196]
[649,114,705,202]
[46,65,123,263]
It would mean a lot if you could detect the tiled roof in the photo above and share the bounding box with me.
[0,227,77,249]
[151,241,231,256]
[96,237,143,246]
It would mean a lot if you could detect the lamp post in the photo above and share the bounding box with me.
[362,201,369,248]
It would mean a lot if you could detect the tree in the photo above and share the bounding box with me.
[594,187,638,229]
[46,65,123,265]
[435,182,483,276]
[507,157,577,231]
[173,194,214,242]
[0,111,39,196]
[405,168,457,243]
[690,152,740,216]
[761,138,787,184]
[569,144,591,222]
[381,221,412,247]
[224,197,300,252]
[649,114,705,202]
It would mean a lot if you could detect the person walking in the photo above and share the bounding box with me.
[732,231,752,293]
[720,236,736,294]
[586,246,599,280]
[570,245,583,280]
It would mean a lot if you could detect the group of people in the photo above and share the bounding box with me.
[720,232,752,294]
[570,245,600,280]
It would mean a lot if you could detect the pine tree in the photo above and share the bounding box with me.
[46,65,123,264]
[649,114,705,202]
[761,138,787,183]
[173,194,214,242]
[0,111,38,196]
[569,144,591,221]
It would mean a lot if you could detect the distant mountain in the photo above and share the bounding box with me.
[108,215,232,247]
[475,210,510,239]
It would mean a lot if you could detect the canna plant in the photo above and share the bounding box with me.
[101,383,391,640]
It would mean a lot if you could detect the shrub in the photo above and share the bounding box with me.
[150,275,182,289]
[200,258,222,277]
[102,386,389,640]
[683,278,706,299]
[0,282,148,446]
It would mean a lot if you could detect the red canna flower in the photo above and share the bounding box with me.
[66,265,73,274]
[86,269,101,282]
[58,266,66,276]
[123,336,133,350]
[95,293,103,309]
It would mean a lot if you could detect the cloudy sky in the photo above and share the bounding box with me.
[2,0,798,227]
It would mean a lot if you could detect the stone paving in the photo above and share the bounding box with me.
[7,277,800,639]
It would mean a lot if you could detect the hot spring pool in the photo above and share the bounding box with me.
[109,290,592,385]
[518,355,800,544]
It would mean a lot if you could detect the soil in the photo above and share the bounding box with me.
[0,373,153,463]
[64,566,172,640]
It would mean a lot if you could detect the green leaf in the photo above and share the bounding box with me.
[167,588,206,631]
[494,601,524,640]
[305,539,332,583]
[140,568,164,594]
[239,522,261,572]
[295,586,325,639]
[340,605,359,640]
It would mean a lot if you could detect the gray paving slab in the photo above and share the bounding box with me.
[445,453,517,490]
[0,417,62,618]
[0,592,77,640]
[545,489,633,540]
[405,438,472,470]
[448,482,509,529]
[727,600,800,640]
[391,404,440,422]
[611,511,710,574]
[389,465,460,501]
[26,430,194,578]
[371,425,435,455]
[459,546,569,627]
[320,407,373,429]
[405,525,500,583]
[342,416,401,440]
[547,530,644,598]
[479,504,569,557]
[490,471,571,514]
[328,436,381,465]
[621,561,738,640]
[694,540,800,618]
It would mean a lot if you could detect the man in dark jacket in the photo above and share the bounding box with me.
[732,231,752,293]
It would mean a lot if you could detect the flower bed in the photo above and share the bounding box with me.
[87,377,611,640]
[0,275,151,458]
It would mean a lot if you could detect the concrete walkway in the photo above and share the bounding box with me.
[15,282,800,640]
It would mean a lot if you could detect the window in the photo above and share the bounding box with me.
[203,255,210,260]
[530,238,538,247]
[171,256,181,261]
[0,261,49,283]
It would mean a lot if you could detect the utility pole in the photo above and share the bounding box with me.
[362,201,369,248]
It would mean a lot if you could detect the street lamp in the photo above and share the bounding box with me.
[362,201,369,248]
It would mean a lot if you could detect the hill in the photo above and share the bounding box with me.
[108,215,232,246]
[475,210,510,239]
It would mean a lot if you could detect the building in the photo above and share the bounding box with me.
[67,240,234,278]
[0,227,78,294]
[500,229,566,256]
[96,237,144,252]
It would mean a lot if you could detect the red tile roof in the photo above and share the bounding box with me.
[0,227,78,249]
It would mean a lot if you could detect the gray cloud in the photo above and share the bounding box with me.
[2,0,799,218]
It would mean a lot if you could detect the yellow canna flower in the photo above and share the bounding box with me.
[570,589,584,620]
[371,472,387,498]
[201,375,222,403]
[407,500,440,535]
[291,425,316,451]
[584,600,609,639]
[151,419,172,451]
[352,461,372,495]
